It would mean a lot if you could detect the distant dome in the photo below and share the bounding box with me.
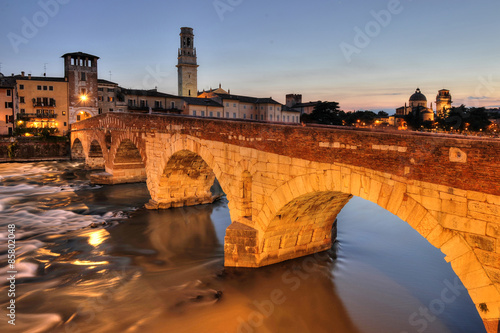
[0,73,4,78]
[409,88,427,102]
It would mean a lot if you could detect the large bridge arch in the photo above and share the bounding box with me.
[234,166,500,328]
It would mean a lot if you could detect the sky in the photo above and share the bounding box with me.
[1,0,500,112]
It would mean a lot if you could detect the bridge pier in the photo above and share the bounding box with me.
[225,192,352,267]
[90,164,147,185]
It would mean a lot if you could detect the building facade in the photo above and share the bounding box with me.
[98,79,120,114]
[0,75,14,135]
[198,89,300,123]
[13,74,69,135]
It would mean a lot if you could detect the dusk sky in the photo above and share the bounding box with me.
[1,0,499,112]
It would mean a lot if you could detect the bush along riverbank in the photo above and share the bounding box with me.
[0,136,70,162]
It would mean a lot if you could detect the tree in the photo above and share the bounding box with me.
[377,111,389,117]
[467,107,491,131]
[306,101,342,125]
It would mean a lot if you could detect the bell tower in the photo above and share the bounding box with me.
[436,89,452,119]
[177,27,198,97]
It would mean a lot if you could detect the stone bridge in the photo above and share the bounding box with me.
[71,113,500,331]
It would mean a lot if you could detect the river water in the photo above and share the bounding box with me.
[0,161,485,333]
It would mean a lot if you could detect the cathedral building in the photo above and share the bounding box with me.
[396,88,435,122]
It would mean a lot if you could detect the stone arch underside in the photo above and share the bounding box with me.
[86,139,105,169]
[70,137,84,160]
[146,149,222,209]
[90,136,146,185]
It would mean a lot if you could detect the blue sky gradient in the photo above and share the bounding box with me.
[1,0,499,112]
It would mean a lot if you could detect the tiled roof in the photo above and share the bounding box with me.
[13,75,66,82]
[281,105,301,113]
[61,52,99,59]
[215,93,281,105]
[120,88,179,98]
[294,101,321,108]
[98,79,118,86]
[183,97,223,107]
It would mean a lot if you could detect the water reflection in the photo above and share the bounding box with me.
[145,205,219,264]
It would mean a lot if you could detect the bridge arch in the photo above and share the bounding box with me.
[145,136,232,211]
[246,169,499,328]
[107,137,147,184]
[86,139,105,169]
[71,137,85,160]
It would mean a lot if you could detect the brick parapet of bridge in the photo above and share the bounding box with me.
[71,113,500,197]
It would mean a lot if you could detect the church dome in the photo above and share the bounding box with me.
[409,88,427,102]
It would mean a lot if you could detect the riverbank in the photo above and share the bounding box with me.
[0,136,69,161]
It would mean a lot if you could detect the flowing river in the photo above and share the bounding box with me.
[0,162,485,333]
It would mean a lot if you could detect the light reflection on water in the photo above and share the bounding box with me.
[0,162,485,333]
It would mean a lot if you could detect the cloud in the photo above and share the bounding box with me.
[467,96,489,100]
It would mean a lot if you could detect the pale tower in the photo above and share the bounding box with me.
[436,89,452,119]
[177,27,198,97]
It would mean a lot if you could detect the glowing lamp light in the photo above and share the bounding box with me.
[80,95,88,102]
